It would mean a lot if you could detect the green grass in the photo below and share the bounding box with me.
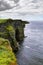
[0,38,18,65]
[0,19,29,24]
[0,19,7,24]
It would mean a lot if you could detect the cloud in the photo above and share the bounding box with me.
[16,0,43,14]
[0,0,19,11]
[14,0,19,3]
[0,0,43,15]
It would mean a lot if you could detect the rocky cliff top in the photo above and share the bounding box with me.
[0,19,29,24]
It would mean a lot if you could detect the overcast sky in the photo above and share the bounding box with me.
[0,0,43,21]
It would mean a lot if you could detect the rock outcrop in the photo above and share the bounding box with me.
[0,19,29,51]
[0,19,29,65]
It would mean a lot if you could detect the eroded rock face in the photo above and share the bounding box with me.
[0,19,28,50]
[0,38,18,65]
[0,19,29,65]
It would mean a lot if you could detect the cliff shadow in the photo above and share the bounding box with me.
[15,28,20,42]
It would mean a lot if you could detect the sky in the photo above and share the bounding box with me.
[0,0,43,21]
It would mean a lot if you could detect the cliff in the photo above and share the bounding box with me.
[0,19,29,50]
[0,38,18,65]
[0,19,29,65]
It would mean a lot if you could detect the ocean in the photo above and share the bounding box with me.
[16,21,43,65]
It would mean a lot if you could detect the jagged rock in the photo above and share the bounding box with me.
[0,19,29,51]
[0,19,29,65]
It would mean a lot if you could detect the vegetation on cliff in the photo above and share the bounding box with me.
[0,19,29,65]
[0,38,18,65]
[0,19,7,23]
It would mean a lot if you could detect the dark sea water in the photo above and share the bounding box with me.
[16,21,43,65]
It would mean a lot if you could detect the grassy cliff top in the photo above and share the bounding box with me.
[0,19,29,24]
[0,19,7,23]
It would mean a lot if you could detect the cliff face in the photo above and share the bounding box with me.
[0,19,29,65]
[0,19,29,50]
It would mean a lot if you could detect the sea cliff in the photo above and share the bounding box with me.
[0,19,29,65]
